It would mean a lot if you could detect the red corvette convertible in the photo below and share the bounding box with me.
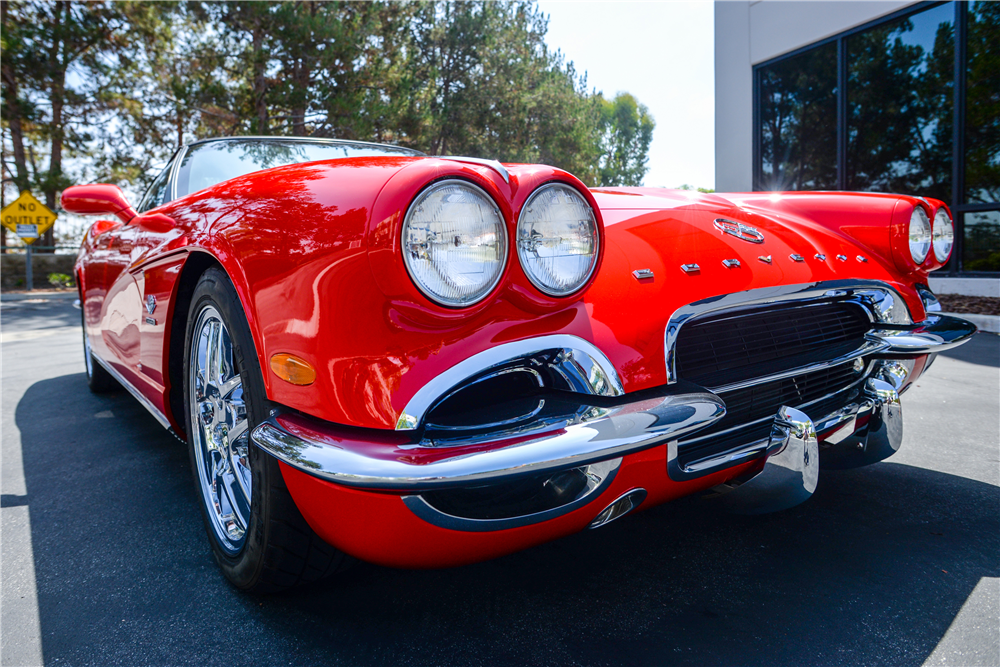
[65,137,976,592]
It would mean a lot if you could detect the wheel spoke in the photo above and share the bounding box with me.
[220,374,242,400]
[208,321,224,389]
[219,469,250,532]
[229,418,249,443]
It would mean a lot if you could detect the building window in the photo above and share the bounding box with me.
[758,43,837,191]
[754,1,999,274]
[846,3,953,202]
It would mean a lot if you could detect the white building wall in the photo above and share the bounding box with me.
[714,0,915,193]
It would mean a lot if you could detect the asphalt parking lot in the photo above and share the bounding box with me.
[2,295,998,667]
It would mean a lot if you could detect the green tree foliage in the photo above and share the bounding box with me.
[1,0,657,246]
[597,93,654,187]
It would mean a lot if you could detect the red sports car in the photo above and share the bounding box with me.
[65,137,976,592]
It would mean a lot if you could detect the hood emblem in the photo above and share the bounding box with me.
[145,295,157,315]
[714,219,764,244]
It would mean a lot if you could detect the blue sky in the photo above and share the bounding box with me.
[537,1,716,190]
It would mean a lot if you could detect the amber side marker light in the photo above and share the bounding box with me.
[270,353,317,386]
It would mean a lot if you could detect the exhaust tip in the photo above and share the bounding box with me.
[589,488,647,529]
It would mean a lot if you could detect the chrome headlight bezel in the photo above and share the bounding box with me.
[908,206,932,265]
[932,208,954,263]
[401,179,508,308]
[516,183,600,297]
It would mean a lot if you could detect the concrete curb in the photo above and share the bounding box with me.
[941,311,999,334]
[0,291,77,303]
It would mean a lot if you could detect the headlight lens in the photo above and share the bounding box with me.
[908,207,931,264]
[516,184,599,296]
[402,180,507,307]
[932,208,954,262]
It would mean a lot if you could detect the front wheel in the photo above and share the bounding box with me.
[184,268,350,592]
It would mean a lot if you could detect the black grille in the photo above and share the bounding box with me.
[675,300,871,388]
[676,363,864,470]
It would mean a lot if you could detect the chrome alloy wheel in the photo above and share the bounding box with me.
[189,305,251,555]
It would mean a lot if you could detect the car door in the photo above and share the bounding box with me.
[96,159,175,384]
[80,218,122,361]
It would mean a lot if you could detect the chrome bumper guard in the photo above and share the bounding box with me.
[251,389,726,492]
[708,375,904,513]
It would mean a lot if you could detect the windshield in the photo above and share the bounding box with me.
[173,139,421,199]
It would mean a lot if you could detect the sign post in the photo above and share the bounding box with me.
[0,191,58,291]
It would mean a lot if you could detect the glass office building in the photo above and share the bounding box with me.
[753,1,998,274]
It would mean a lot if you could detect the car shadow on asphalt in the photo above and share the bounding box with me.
[15,373,1000,666]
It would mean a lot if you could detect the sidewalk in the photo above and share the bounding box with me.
[0,289,77,302]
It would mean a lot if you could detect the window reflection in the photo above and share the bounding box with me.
[965,1,1000,204]
[137,164,171,213]
[174,139,421,199]
[962,210,1000,271]
[757,43,837,191]
[846,2,954,201]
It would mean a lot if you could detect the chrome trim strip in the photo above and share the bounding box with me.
[92,354,171,429]
[664,280,912,385]
[402,458,621,532]
[395,334,626,430]
[251,389,725,491]
[916,285,942,313]
[433,156,510,183]
[589,487,647,529]
[167,145,187,203]
[705,338,888,394]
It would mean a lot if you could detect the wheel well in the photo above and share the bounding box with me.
[167,252,221,439]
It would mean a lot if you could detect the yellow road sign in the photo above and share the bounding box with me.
[1,191,57,245]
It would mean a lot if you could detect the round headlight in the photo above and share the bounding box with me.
[516,184,599,296]
[932,208,954,262]
[401,180,507,307]
[908,207,931,264]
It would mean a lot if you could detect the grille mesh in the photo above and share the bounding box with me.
[676,363,864,469]
[675,300,871,388]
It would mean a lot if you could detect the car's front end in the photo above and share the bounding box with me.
[219,158,975,568]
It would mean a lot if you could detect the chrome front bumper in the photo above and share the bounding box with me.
[873,313,979,354]
[252,388,726,491]
[251,310,976,510]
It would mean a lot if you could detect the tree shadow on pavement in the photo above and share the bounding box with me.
[16,373,1000,667]
[0,301,81,331]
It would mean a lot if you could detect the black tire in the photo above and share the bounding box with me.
[183,268,351,593]
[82,308,118,393]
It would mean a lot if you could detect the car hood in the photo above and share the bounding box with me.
[579,188,928,374]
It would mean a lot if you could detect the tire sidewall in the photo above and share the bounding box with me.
[183,268,275,590]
